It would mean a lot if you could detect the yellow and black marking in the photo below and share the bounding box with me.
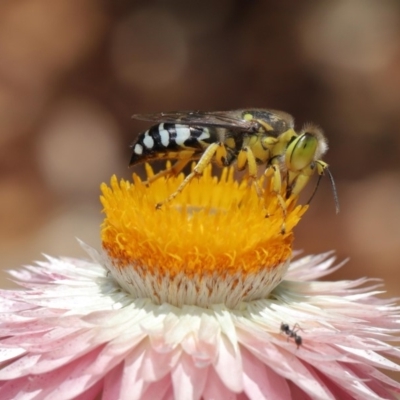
[130,109,339,218]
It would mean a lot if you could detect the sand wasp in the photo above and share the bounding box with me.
[129,109,339,215]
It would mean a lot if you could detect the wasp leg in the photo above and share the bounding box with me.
[214,142,228,167]
[144,155,194,185]
[156,142,222,208]
[264,164,287,234]
[237,146,263,197]
[287,168,313,197]
[288,160,340,213]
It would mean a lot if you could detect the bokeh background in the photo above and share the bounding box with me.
[1,0,400,303]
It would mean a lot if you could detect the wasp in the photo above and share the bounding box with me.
[129,109,339,216]
[280,322,303,349]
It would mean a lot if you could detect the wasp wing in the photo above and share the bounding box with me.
[132,110,259,132]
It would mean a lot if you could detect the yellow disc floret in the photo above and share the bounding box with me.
[100,164,307,307]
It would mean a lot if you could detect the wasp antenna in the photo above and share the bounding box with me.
[307,164,340,214]
[306,173,323,208]
[325,167,340,214]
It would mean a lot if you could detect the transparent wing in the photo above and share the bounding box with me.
[132,110,259,132]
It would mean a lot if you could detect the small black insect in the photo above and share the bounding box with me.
[280,322,302,348]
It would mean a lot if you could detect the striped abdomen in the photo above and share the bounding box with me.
[130,123,217,166]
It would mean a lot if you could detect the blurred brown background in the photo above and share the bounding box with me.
[1,0,400,300]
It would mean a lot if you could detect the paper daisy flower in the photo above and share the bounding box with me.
[0,165,399,400]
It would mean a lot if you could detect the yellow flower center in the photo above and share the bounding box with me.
[100,165,307,307]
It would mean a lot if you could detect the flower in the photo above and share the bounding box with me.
[100,164,306,309]
[0,165,399,399]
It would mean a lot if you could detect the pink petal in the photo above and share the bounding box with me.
[241,346,291,400]
[213,334,243,393]
[119,340,149,400]
[171,352,208,400]
[142,374,172,400]
[241,339,336,399]
[0,347,102,400]
[140,344,181,381]
[102,362,123,400]
[203,367,238,400]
